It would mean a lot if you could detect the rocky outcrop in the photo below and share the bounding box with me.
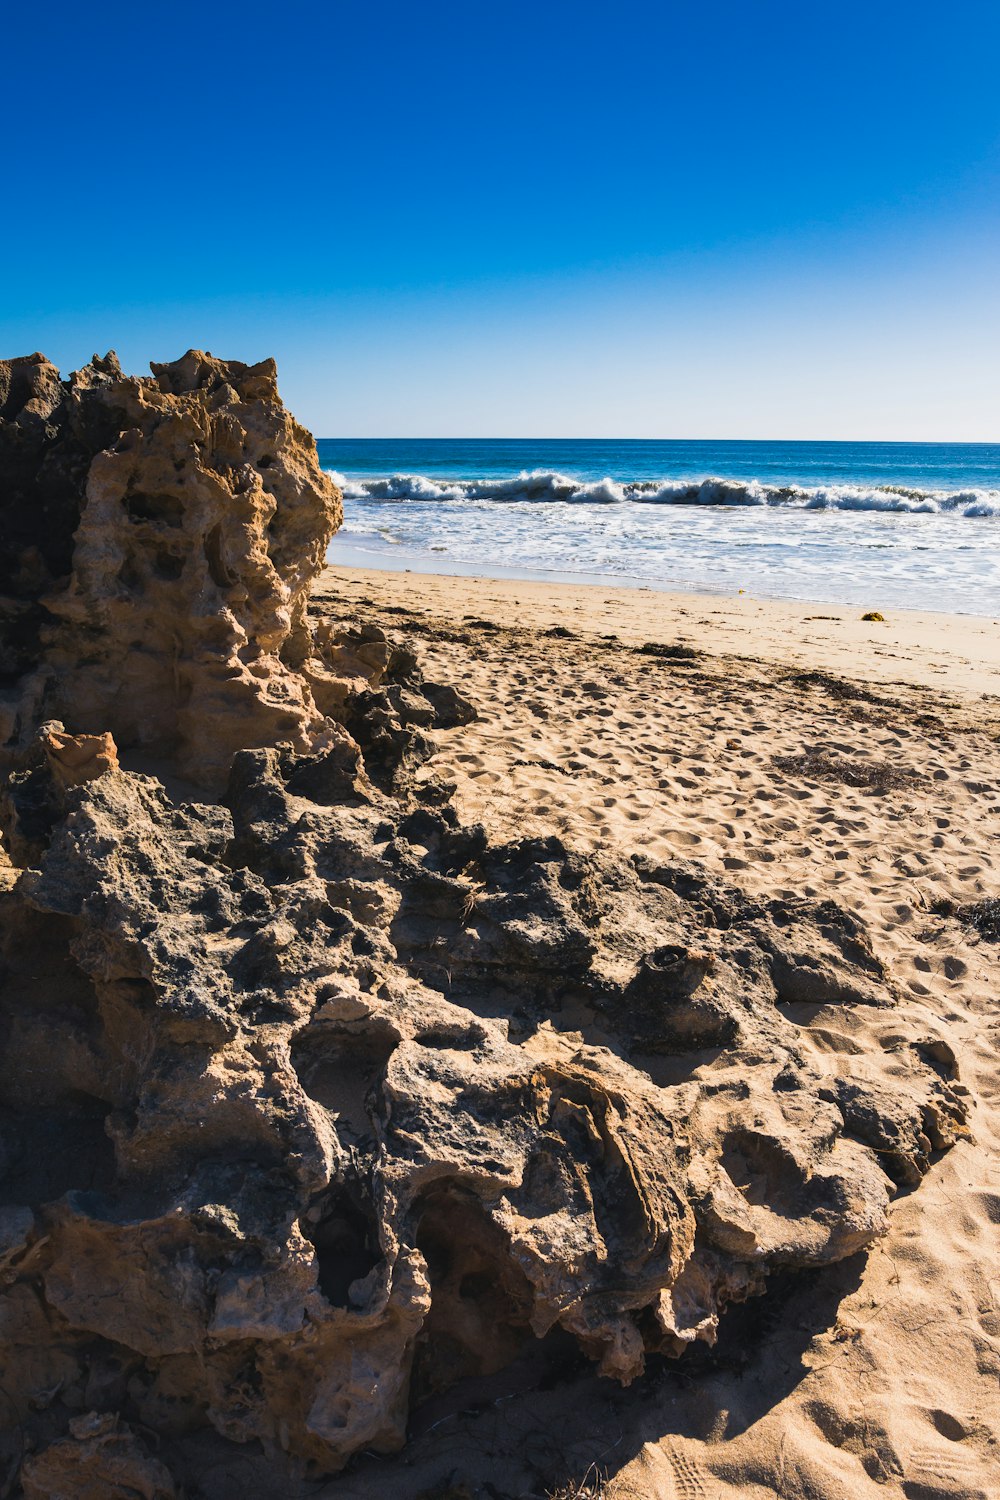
[0,739,968,1478]
[0,350,354,787]
[0,352,971,1491]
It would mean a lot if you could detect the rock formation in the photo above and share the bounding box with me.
[0,353,971,1491]
[0,349,354,787]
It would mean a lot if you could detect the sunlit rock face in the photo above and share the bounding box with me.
[0,349,346,787]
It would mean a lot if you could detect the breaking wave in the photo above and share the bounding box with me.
[327,469,1000,517]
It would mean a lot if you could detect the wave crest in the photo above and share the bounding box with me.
[326,469,1000,517]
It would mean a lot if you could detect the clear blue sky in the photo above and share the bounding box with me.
[4,1,998,438]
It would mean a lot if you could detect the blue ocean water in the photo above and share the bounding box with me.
[318,439,1000,614]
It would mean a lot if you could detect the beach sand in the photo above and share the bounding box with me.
[311,564,1000,1500]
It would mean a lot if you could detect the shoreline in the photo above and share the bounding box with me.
[328,527,1000,625]
[321,560,1000,699]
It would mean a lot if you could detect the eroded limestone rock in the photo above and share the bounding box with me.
[0,350,347,786]
[19,1412,177,1500]
[0,752,968,1475]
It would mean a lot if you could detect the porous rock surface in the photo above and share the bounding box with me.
[0,742,970,1481]
[0,349,348,787]
[0,354,970,1490]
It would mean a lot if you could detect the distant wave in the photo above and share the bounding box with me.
[327,468,1000,517]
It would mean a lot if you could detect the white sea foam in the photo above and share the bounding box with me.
[326,468,1000,517]
[329,468,629,504]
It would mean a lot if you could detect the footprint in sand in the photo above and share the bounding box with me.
[659,1441,707,1498]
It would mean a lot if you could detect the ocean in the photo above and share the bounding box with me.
[317,439,1000,615]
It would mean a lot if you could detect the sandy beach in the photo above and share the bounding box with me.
[322,563,1000,695]
[311,563,1000,1500]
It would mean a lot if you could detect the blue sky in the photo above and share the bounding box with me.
[4,0,998,438]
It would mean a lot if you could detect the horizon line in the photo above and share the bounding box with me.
[315,435,1000,447]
